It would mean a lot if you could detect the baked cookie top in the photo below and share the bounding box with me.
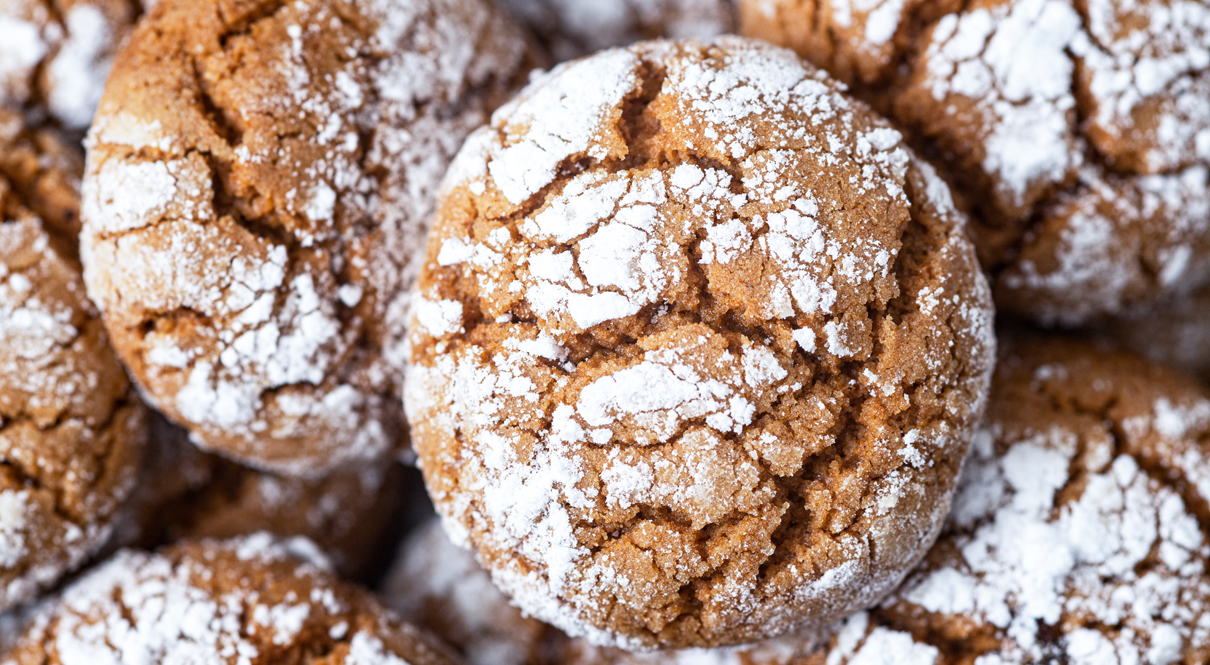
[81,0,536,474]
[406,37,995,648]
[0,107,145,611]
[0,0,138,128]
[3,534,461,665]
[740,0,1210,324]
[498,0,734,61]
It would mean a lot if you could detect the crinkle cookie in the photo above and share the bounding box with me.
[405,37,996,648]
[0,0,137,129]
[386,519,831,665]
[0,112,146,612]
[3,534,461,665]
[1095,283,1210,384]
[740,0,1210,325]
[0,108,82,248]
[498,0,734,62]
[800,336,1210,664]
[113,415,406,581]
[81,0,537,475]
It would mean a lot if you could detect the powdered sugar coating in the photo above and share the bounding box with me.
[2,535,460,665]
[870,338,1210,664]
[0,125,146,611]
[741,0,1210,324]
[498,0,734,62]
[408,37,995,648]
[81,0,533,474]
[0,0,136,129]
[386,519,835,665]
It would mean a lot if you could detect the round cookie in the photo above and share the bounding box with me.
[793,336,1210,664]
[0,109,146,611]
[81,0,538,475]
[498,0,734,62]
[113,414,406,581]
[0,0,138,129]
[386,518,831,665]
[740,0,1210,325]
[1095,283,1210,384]
[3,534,461,665]
[405,37,996,648]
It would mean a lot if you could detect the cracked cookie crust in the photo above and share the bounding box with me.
[2,534,460,665]
[80,0,537,475]
[800,336,1210,664]
[0,108,146,612]
[405,37,996,649]
[740,0,1210,325]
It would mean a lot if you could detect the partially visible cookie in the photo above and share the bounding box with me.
[499,0,734,61]
[3,534,461,665]
[113,414,406,581]
[0,0,139,129]
[0,108,82,246]
[1095,284,1210,383]
[790,336,1210,664]
[81,0,538,474]
[0,108,145,612]
[385,519,830,665]
[741,0,1210,325]
[407,37,995,648]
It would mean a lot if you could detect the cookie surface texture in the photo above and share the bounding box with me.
[498,0,734,61]
[0,109,146,611]
[405,37,996,648]
[807,336,1210,664]
[81,0,535,474]
[740,0,1210,324]
[3,534,461,665]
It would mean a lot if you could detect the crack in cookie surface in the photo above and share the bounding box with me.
[406,37,995,649]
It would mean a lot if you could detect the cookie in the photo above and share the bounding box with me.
[498,0,734,61]
[791,336,1210,664]
[3,534,461,665]
[0,0,138,129]
[113,414,406,581]
[0,108,83,249]
[740,0,1210,325]
[0,109,146,611]
[405,37,996,648]
[386,518,831,665]
[1095,283,1210,383]
[80,0,538,475]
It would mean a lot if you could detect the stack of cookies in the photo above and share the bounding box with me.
[0,0,1207,662]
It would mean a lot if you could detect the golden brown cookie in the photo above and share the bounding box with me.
[740,0,1210,325]
[112,414,406,581]
[1095,283,1210,384]
[499,0,735,62]
[3,534,462,665]
[0,0,138,129]
[406,37,996,648]
[787,336,1210,664]
[385,518,832,665]
[0,108,145,612]
[80,0,538,475]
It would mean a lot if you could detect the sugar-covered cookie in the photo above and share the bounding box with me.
[81,0,538,474]
[406,37,995,648]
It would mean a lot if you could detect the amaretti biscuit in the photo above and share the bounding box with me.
[80,0,537,474]
[498,0,734,61]
[740,0,1210,325]
[2,534,461,665]
[0,109,146,611]
[405,37,995,648]
[0,0,138,129]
